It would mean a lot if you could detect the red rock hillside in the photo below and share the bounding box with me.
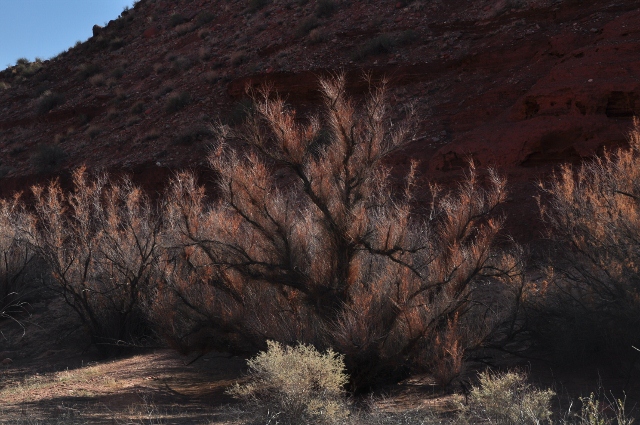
[0,0,639,242]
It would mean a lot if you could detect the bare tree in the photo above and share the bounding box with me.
[160,75,521,387]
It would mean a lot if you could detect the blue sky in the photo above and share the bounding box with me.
[1,0,137,70]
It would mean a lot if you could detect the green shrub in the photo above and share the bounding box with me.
[456,371,554,425]
[165,91,190,113]
[228,341,350,424]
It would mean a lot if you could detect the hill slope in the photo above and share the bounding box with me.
[0,0,639,240]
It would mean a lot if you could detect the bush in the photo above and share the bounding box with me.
[574,392,634,425]
[12,58,42,78]
[31,144,66,172]
[228,341,350,424]
[77,63,102,80]
[0,197,36,323]
[35,92,64,115]
[536,118,640,363]
[296,17,320,37]
[351,34,395,60]
[169,13,187,27]
[248,0,269,12]
[155,75,521,389]
[456,370,555,425]
[315,0,338,18]
[165,91,190,113]
[173,124,214,146]
[20,168,161,354]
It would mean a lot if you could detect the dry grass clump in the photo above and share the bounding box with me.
[536,118,640,363]
[228,341,350,425]
[456,370,554,425]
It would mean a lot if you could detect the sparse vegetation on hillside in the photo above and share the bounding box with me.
[35,91,64,115]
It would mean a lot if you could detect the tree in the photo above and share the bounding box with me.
[159,75,521,388]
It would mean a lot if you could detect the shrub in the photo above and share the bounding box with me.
[156,75,521,389]
[308,28,329,44]
[86,125,102,139]
[175,22,196,36]
[248,0,269,12]
[0,197,36,323]
[315,0,337,18]
[171,56,192,72]
[536,119,640,363]
[230,51,248,66]
[196,11,215,26]
[574,392,634,425]
[12,58,42,78]
[109,37,126,50]
[456,370,555,425]
[20,168,161,354]
[31,144,66,173]
[296,17,320,37]
[228,341,350,424]
[169,13,187,27]
[173,124,213,146]
[131,101,145,115]
[78,63,102,80]
[35,92,64,115]
[165,91,190,113]
[89,73,106,87]
[351,34,395,60]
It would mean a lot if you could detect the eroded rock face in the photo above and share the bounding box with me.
[0,0,638,241]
